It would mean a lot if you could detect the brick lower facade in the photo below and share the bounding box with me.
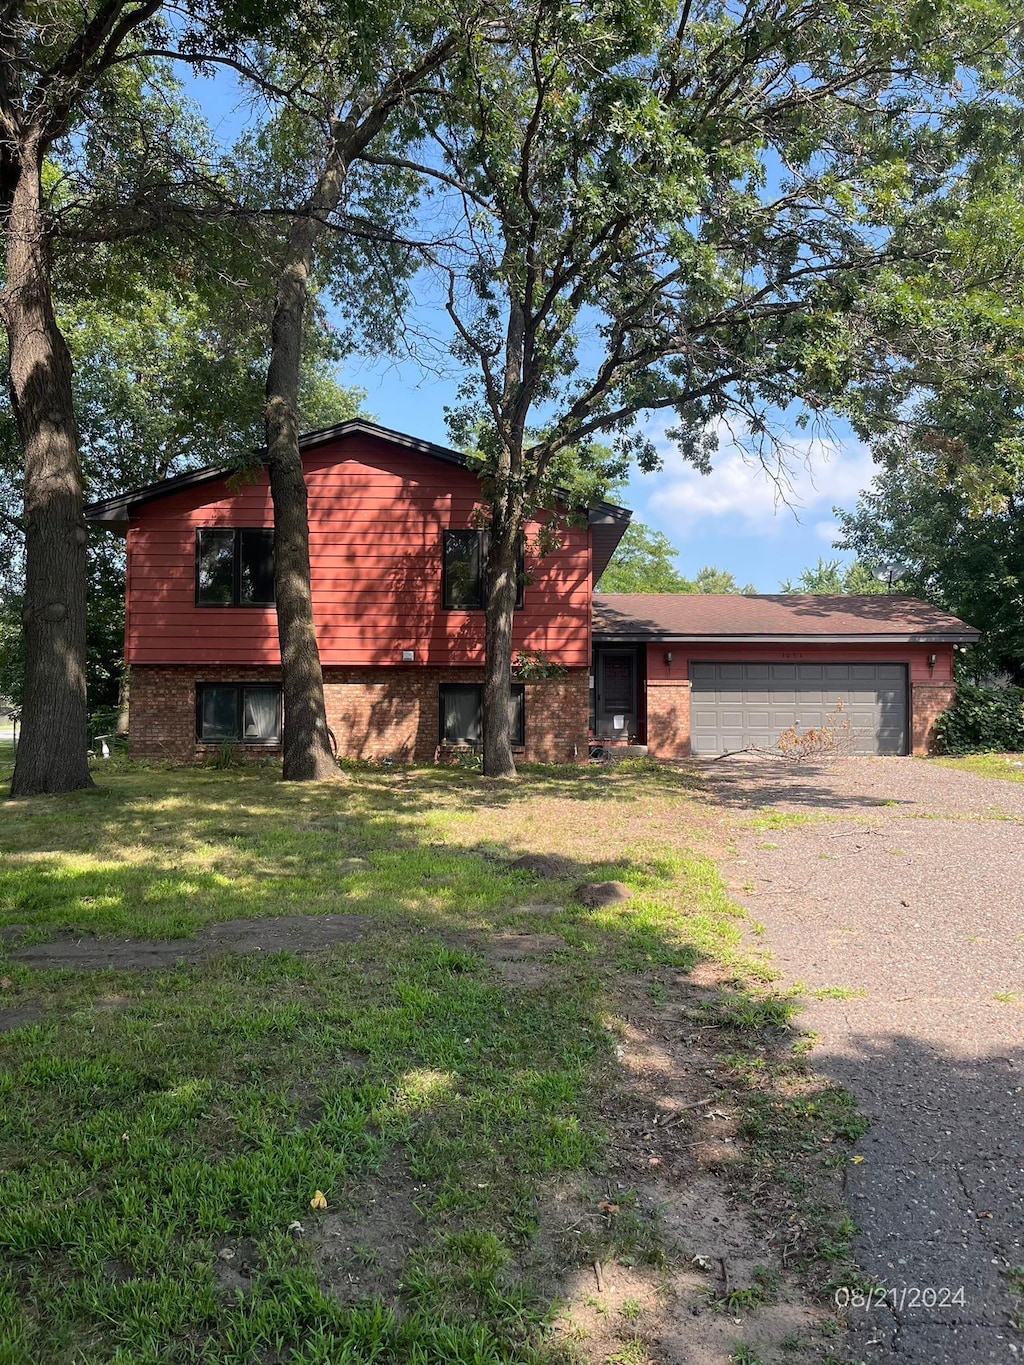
[911,683,956,755]
[645,678,692,760]
[128,665,590,765]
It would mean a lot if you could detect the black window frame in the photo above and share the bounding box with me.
[438,683,525,748]
[195,528,275,608]
[441,530,524,611]
[195,683,283,745]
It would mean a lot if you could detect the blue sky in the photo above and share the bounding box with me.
[345,349,876,591]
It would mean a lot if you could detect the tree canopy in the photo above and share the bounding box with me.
[778,557,889,595]
[836,458,1024,681]
[597,523,756,593]
[387,0,1016,774]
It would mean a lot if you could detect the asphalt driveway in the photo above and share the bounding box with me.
[702,756,1024,1365]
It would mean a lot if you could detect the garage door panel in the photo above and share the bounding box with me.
[690,662,907,756]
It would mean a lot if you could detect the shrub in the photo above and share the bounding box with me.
[933,683,1024,754]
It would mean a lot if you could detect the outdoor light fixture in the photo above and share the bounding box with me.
[927,653,937,670]
[664,651,673,666]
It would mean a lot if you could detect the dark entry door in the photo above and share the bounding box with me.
[594,649,638,741]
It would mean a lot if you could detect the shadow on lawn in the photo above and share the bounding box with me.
[0,761,862,1364]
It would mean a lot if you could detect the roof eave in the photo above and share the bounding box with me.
[83,418,631,527]
[591,630,981,645]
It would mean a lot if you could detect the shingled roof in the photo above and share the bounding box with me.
[592,594,980,643]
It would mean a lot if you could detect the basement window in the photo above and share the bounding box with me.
[196,684,282,743]
[196,528,275,606]
[439,684,525,747]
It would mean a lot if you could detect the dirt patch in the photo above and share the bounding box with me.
[92,994,135,1012]
[483,932,565,986]
[315,1173,425,1308]
[213,1237,263,1298]
[537,974,842,1364]
[0,1004,43,1033]
[7,913,367,972]
[576,880,632,908]
[510,853,572,878]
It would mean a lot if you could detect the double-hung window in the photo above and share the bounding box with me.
[196,528,275,606]
[441,531,524,610]
[196,684,282,743]
[439,683,525,747]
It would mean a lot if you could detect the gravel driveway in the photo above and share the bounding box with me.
[703,756,1024,1365]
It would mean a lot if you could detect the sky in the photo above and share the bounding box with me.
[344,349,878,591]
[182,68,880,594]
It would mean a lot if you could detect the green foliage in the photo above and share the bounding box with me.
[932,683,1024,755]
[511,650,566,680]
[406,0,1017,769]
[598,523,692,592]
[692,566,757,596]
[835,454,1024,680]
[779,558,889,595]
[428,0,1016,509]
[598,524,753,594]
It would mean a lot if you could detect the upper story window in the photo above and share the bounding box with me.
[442,530,524,610]
[196,529,275,607]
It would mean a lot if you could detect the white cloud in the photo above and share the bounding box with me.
[814,520,843,545]
[637,416,876,540]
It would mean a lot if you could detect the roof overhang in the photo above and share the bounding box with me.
[592,631,980,645]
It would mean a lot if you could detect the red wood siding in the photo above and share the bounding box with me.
[126,434,591,667]
[645,640,955,685]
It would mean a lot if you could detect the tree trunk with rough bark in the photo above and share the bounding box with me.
[5,143,94,796]
[265,235,338,782]
[482,519,521,779]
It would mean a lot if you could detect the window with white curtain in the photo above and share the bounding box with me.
[196,684,281,742]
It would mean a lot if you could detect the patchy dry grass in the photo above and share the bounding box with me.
[934,752,1024,784]
[0,759,859,1363]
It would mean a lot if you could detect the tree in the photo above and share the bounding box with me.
[597,524,692,592]
[234,20,460,781]
[779,557,889,595]
[692,566,757,596]
[836,457,1024,680]
[0,5,258,795]
[400,0,1011,776]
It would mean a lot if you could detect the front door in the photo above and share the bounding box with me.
[594,648,638,741]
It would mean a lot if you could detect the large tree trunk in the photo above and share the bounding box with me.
[482,523,521,779]
[4,143,93,796]
[265,246,337,782]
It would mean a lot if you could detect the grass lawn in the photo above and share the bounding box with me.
[934,752,1024,784]
[0,757,859,1364]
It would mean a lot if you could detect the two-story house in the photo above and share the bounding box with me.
[86,420,630,765]
[85,419,979,762]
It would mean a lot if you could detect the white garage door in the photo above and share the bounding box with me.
[690,662,908,756]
